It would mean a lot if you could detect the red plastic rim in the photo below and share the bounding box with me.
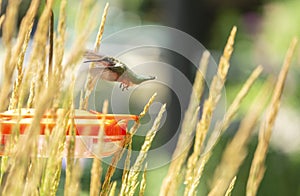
[0,109,138,139]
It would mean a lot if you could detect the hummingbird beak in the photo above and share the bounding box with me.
[138,75,156,83]
[143,75,156,80]
[83,59,102,63]
[148,76,156,80]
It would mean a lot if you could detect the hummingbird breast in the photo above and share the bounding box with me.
[96,68,120,82]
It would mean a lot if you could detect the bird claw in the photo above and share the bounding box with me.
[120,83,129,91]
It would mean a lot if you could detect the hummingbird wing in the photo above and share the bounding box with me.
[89,66,121,81]
[84,50,105,61]
[84,51,119,68]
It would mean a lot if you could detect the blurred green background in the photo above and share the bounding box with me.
[1,0,300,195]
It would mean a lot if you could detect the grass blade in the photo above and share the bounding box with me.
[246,37,298,196]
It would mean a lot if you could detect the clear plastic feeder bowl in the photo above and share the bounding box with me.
[0,109,138,158]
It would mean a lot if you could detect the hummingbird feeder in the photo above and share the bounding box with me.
[0,109,138,158]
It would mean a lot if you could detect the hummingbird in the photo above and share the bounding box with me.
[84,50,156,90]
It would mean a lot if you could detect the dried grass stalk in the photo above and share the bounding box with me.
[94,2,109,52]
[53,0,67,77]
[47,8,54,80]
[0,1,113,195]
[108,181,117,196]
[23,0,54,107]
[188,66,267,196]
[10,0,40,109]
[101,93,157,195]
[1,80,58,195]
[126,104,166,196]
[160,51,209,195]
[90,100,108,196]
[80,3,110,110]
[9,21,34,110]
[192,26,236,162]
[0,104,26,183]
[63,3,99,71]
[2,0,20,46]
[119,90,157,195]
[161,27,236,196]
[1,2,56,194]
[23,158,44,195]
[0,0,21,111]
[65,159,82,196]
[204,65,263,153]
[137,93,157,121]
[0,156,8,185]
[64,109,82,196]
[139,163,148,196]
[27,0,53,63]
[39,110,70,195]
[119,139,132,195]
[35,47,48,101]
[39,80,74,195]
[186,152,211,196]
[59,10,99,109]
[225,176,237,196]
[12,0,39,59]
[27,78,36,108]
[0,14,5,28]
[185,65,262,194]
[75,0,94,32]
[246,37,298,196]
[52,0,67,108]
[64,106,79,195]
[208,76,271,196]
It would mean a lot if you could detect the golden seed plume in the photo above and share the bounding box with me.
[225,176,237,196]
[208,75,270,196]
[108,181,117,196]
[246,37,298,196]
[75,0,94,32]
[126,104,166,196]
[0,0,21,111]
[0,14,5,28]
[101,93,157,195]
[8,21,33,110]
[204,65,263,155]
[161,27,236,196]
[188,25,236,178]
[90,100,108,196]
[160,51,209,195]
[139,163,148,196]
[94,2,110,52]
[81,3,110,110]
